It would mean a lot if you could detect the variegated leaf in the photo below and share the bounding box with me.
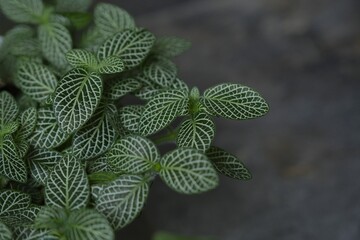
[72,103,117,160]
[98,56,125,74]
[17,62,58,102]
[108,135,160,173]
[35,207,67,230]
[177,113,215,152]
[54,68,102,134]
[38,23,72,68]
[45,156,89,210]
[152,36,191,58]
[94,3,135,37]
[30,107,68,149]
[28,148,62,185]
[106,78,141,100]
[202,83,269,120]
[0,190,30,220]
[18,107,37,138]
[119,105,144,133]
[95,175,149,229]
[87,155,112,174]
[143,57,177,87]
[66,49,98,69]
[138,90,188,136]
[159,148,219,194]
[0,0,43,24]
[0,221,12,240]
[13,226,56,240]
[0,135,27,183]
[0,26,34,60]
[0,91,18,126]
[97,29,155,69]
[206,146,251,180]
[0,122,19,136]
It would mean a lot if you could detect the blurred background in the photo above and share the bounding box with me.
[2,0,360,239]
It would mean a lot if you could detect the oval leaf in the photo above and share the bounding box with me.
[0,0,43,24]
[159,148,218,194]
[54,68,102,134]
[45,156,89,210]
[66,49,98,69]
[138,90,188,136]
[106,78,141,100]
[98,56,125,74]
[202,83,269,120]
[0,91,19,126]
[0,190,30,219]
[206,146,251,180]
[143,57,177,87]
[95,175,149,229]
[108,135,160,173]
[176,113,215,152]
[119,105,144,133]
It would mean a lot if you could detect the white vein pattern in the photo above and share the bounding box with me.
[98,56,125,74]
[13,226,56,240]
[107,78,141,100]
[87,155,112,174]
[108,135,160,174]
[143,57,177,87]
[45,156,89,210]
[17,62,57,102]
[18,107,37,138]
[177,112,215,152]
[97,29,155,69]
[54,68,102,134]
[0,135,27,183]
[159,148,219,194]
[0,221,12,240]
[30,107,68,149]
[0,190,30,219]
[95,175,149,229]
[203,83,269,120]
[139,89,188,136]
[0,0,43,24]
[28,148,62,185]
[0,91,18,126]
[206,146,252,180]
[119,105,144,133]
[38,23,72,68]
[94,3,135,37]
[66,49,98,69]
[72,102,116,160]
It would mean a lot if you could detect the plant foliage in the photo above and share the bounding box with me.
[0,0,269,238]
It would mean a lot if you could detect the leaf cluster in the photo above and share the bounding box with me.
[0,0,269,239]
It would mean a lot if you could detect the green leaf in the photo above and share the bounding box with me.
[54,68,102,134]
[0,26,34,60]
[152,36,191,58]
[45,156,89,210]
[0,135,27,183]
[0,91,19,126]
[88,172,119,185]
[106,78,141,100]
[144,57,177,87]
[35,207,67,230]
[10,39,41,57]
[87,155,112,173]
[202,83,269,120]
[18,107,37,138]
[176,113,215,152]
[13,226,56,240]
[119,105,144,133]
[0,221,12,240]
[55,0,91,12]
[62,12,92,29]
[206,146,251,180]
[95,175,149,229]
[138,90,188,136]
[30,107,68,149]
[0,190,30,220]
[17,62,58,102]
[0,122,19,136]
[108,135,160,174]
[98,56,125,74]
[66,49,98,69]
[28,148,62,185]
[97,29,155,69]
[38,23,72,69]
[94,3,135,37]
[72,103,117,160]
[159,148,218,194]
[0,0,43,24]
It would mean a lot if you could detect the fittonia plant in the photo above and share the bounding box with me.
[0,0,269,239]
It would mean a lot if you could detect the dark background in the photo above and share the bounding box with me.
[2,0,360,239]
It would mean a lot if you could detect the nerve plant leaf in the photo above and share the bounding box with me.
[108,135,160,174]
[72,103,117,160]
[95,175,149,229]
[97,29,155,69]
[176,113,215,152]
[0,0,43,24]
[143,57,177,87]
[152,36,191,58]
[0,91,19,126]
[159,148,219,194]
[0,135,27,183]
[0,221,12,240]
[202,83,269,120]
[119,105,144,133]
[38,23,72,69]
[66,49,98,69]
[138,89,188,136]
[17,62,58,102]
[98,56,125,74]
[106,78,141,100]
[94,3,136,37]
[206,146,251,180]
[13,226,56,240]
[18,107,37,138]
[54,68,102,134]
[45,156,89,210]
[0,190,30,220]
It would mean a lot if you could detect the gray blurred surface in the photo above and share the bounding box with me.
[2,0,360,239]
